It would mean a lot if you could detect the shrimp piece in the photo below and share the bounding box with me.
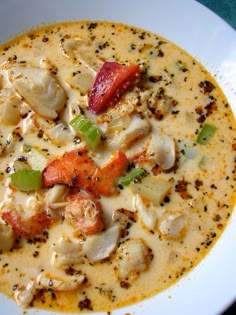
[2,208,51,239]
[65,191,104,235]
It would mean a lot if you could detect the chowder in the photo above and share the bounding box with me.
[0,21,235,312]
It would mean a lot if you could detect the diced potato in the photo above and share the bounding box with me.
[0,95,21,125]
[27,148,49,171]
[129,175,171,206]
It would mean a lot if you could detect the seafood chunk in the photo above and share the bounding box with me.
[89,62,140,114]
[65,191,104,235]
[133,194,157,230]
[2,204,51,239]
[83,224,120,262]
[159,213,186,239]
[107,114,150,150]
[14,280,36,308]
[43,148,127,197]
[51,235,84,267]
[115,239,152,282]
[147,132,176,170]
[37,272,84,291]
[45,184,69,211]
[9,67,66,119]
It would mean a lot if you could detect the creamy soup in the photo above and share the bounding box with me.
[0,21,235,313]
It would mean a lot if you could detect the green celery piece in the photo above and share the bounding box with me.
[118,168,146,186]
[70,114,101,150]
[10,169,42,191]
[197,123,217,145]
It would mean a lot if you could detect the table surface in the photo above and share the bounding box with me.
[197,0,236,29]
[196,1,236,314]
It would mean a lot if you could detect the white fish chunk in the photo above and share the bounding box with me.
[51,235,84,267]
[107,114,150,150]
[37,272,84,291]
[115,239,152,282]
[147,132,176,170]
[9,67,66,119]
[133,194,157,230]
[14,280,36,308]
[159,213,185,239]
[83,224,120,262]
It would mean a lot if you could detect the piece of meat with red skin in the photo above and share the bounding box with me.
[65,191,104,235]
[42,148,128,196]
[88,62,140,114]
[92,151,128,196]
[42,148,97,191]
[2,210,51,239]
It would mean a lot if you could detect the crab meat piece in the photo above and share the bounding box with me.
[0,88,21,125]
[133,194,157,230]
[51,235,84,267]
[107,114,150,150]
[14,280,37,308]
[146,132,176,170]
[159,213,186,239]
[0,221,15,250]
[37,272,85,291]
[112,208,137,228]
[8,67,66,119]
[115,239,152,282]
[45,184,69,210]
[83,224,120,262]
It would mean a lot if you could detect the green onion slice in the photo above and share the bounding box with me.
[197,123,217,145]
[118,168,146,186]
[70,114,101,150]
[10,169,42,191]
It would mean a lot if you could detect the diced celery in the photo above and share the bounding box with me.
[10,169,42,191]
[197,123,217,145]
[70,114,101,150]
[118,168,146,186]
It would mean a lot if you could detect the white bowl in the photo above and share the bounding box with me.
[0,1,235,314]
